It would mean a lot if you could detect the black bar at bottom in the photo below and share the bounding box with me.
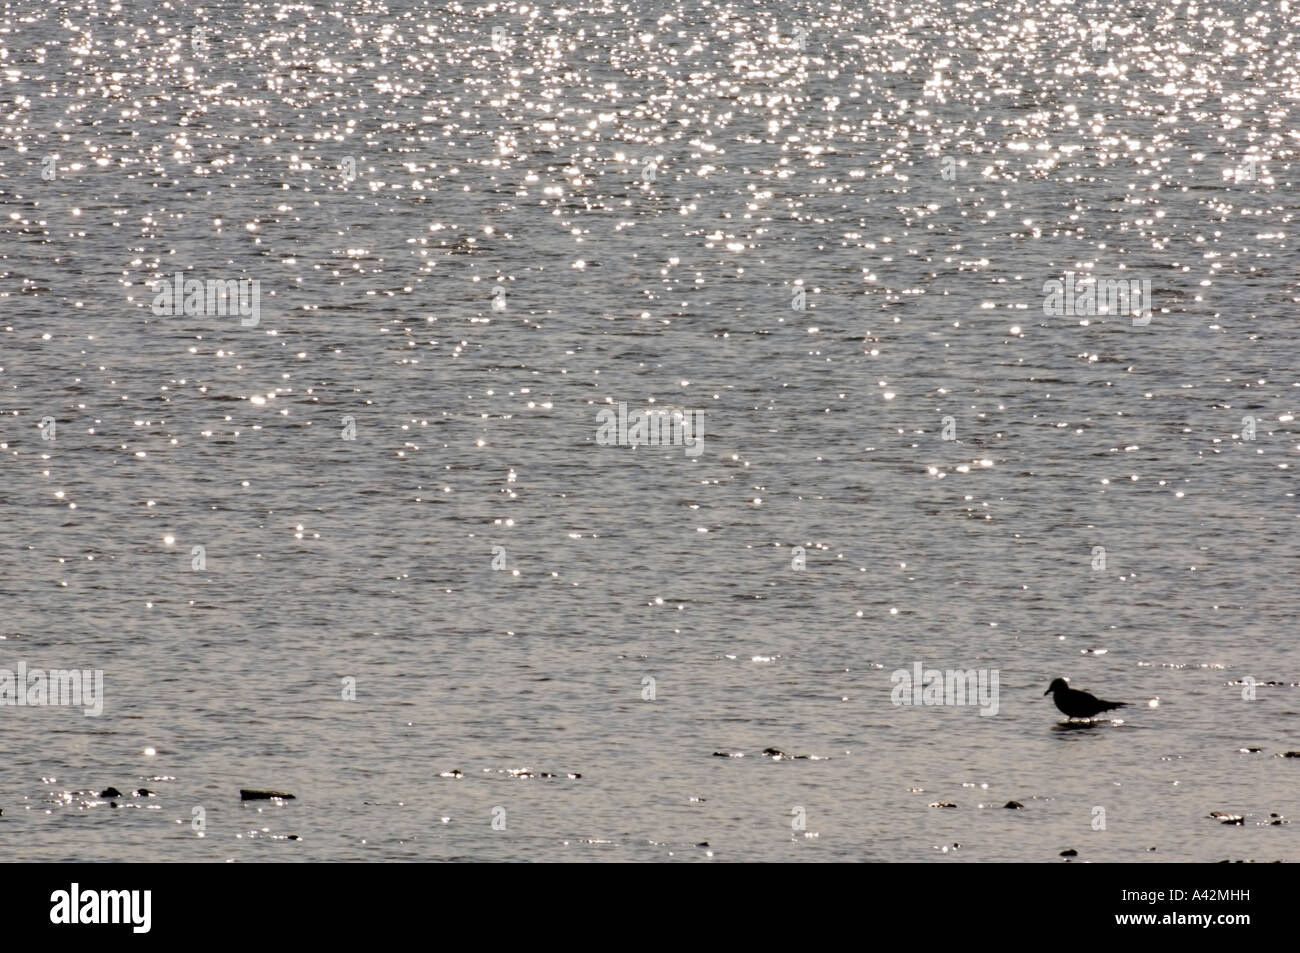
[0,863,1274,940]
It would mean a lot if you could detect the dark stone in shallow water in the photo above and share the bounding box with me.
[1004,801,1024,809]
[240,789,296,801]
[929,802,957,809]
[134,789,153,797]
[1060,849,1078,857]
[100,787,123,798]
[759,747,823,761]
[1281,751,1300,758]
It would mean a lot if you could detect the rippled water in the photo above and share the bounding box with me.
[1,0,1297,862]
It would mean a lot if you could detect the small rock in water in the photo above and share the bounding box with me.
[100,787,123,798]
[1060,849,1078,857]
[929,802,957,809]
[1279,751,1300,759]
[134,789,153,797]
[758,747,825,761]
[240,789,296,801]
[1209,811,1244,825]
[1004,801,1024,809]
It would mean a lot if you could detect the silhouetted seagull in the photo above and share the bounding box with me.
[1044,678,1127,720]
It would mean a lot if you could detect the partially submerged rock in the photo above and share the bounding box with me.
[761,748,829,761]
[100,787,123,798]
[1209,811,1244,825]
[240,789,295,801]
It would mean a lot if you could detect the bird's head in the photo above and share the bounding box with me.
[1044,677,1069,696]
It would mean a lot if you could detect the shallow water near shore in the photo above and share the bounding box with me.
[1,0,1297,861]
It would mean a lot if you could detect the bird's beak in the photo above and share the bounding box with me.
[1043,687,1051,696]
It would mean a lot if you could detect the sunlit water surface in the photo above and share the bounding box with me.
[1,0,1297,861]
